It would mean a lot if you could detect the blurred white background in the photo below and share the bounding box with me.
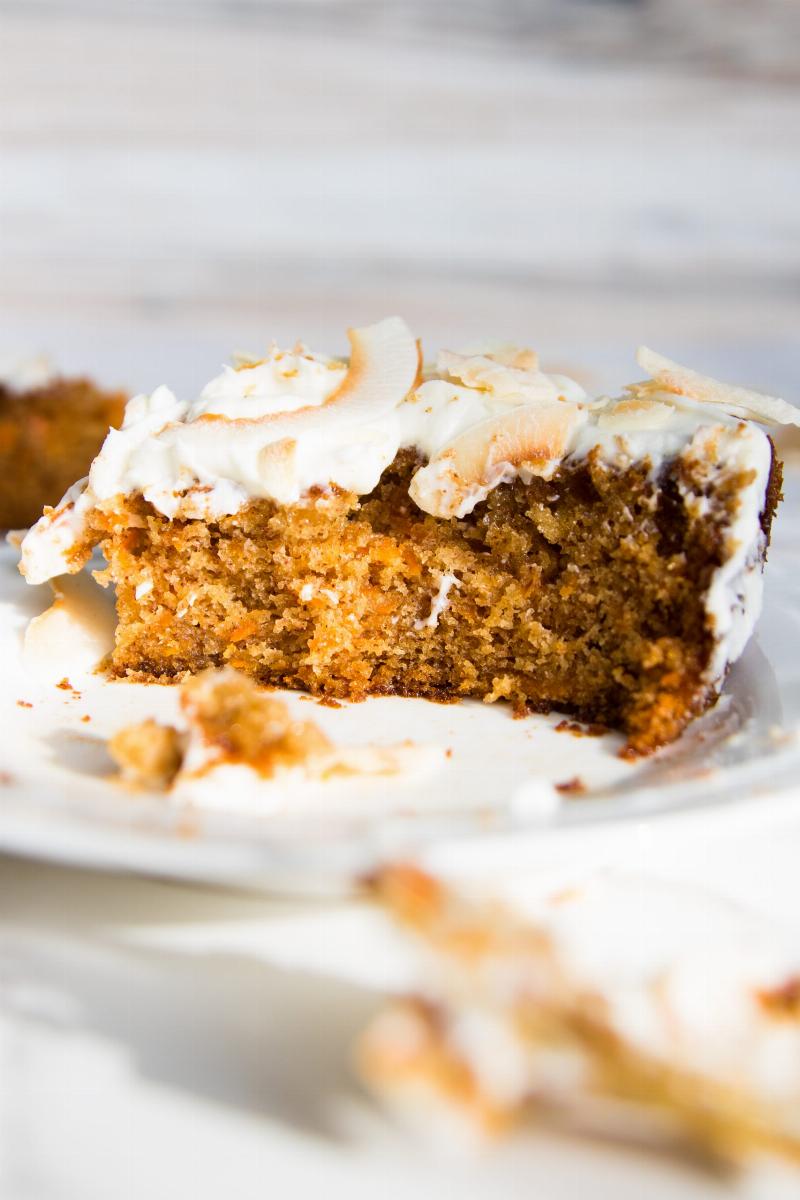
[1,0,798,395]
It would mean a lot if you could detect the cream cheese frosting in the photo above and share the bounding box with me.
[18,317,796,689]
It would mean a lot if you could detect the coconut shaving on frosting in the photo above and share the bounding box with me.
[18,317,798,684]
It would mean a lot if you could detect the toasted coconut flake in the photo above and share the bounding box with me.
[241,317,419,472]
[196,318,420,435]
[597,397,674,432]
[437,348,562,402]
[440,344,540,374]
[231,350,267,371]
[499,346,539,371]
[410,403,585,518]
[637,347,800,428]
[326,317,421,418]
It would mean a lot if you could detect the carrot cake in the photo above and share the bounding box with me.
[359,865,800,1163]
[18,317,793,755]
[0,353,126,529]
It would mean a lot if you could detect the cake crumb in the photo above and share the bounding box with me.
[109,719,184,789]
[178,668,332,781]
[108,667,440,792]
[756,977,800,1019]
[554,719,607,738]
[56,677,81,697]
[16,700,32,709]
[555,776,587,795]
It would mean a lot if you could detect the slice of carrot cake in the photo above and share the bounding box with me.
[0,353,126,529]
[359,865,800,1162]
[18,317,791,755]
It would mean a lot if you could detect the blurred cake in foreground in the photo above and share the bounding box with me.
[19,318,793,755]
[0,353,126,529]
[359,866,800,1164]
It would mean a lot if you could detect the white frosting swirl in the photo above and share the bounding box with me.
[195,343,347,420]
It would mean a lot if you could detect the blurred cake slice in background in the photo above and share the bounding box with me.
[359,865,800,1165]
[0,353,126,529]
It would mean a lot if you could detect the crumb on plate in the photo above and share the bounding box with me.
[108,667,438,791]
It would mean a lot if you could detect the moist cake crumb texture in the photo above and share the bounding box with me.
[19,319,793,755]
[95,447,780,757]
[110,718,185,789]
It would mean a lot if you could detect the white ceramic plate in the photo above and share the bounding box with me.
[2,468,800,893]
